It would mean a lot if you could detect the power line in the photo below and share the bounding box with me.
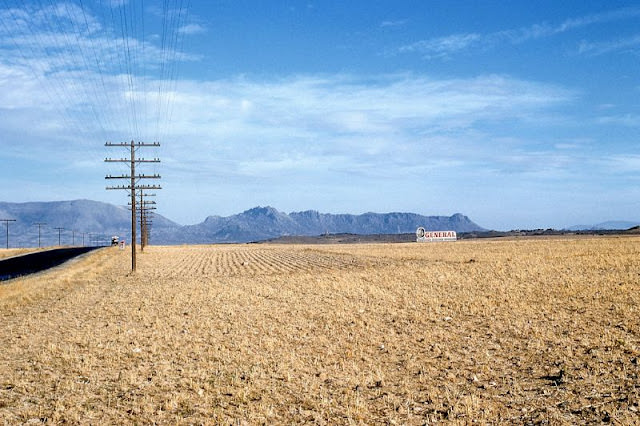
[0,0,83,138]
[2,0,191,140]
[1,219,16,249]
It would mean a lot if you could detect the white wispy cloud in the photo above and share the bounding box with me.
[602,155,640,173]
[554,143,581,150]
[146,73,575,182]
[106,0,129,6]
[166,73,571,136]
[1,63,576,181]
[380,20,407,28]
[178,23,206,35]
[0,0,201,145]
[0,10,198,75]
[399,7,640,58]
[578,35,640,56]
[597,114,640,127]
[399,33,482,59]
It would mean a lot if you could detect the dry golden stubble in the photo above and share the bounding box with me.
[0,248,49,260]
[0,237,638,424]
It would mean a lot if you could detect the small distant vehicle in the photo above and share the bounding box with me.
[111,236,119,246]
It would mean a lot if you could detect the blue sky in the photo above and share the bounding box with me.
[0,1,639,230]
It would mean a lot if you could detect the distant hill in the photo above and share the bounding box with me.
[153,206,485,244]
[0,200,178,248]
[565,220,640,231]
[0,201,485,247]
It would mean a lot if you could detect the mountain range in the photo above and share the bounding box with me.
[564,221,640,231]
[0,200,178,247]
[0,200,484,247]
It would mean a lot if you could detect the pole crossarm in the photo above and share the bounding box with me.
[128,201,157,205]
[128,206,157,211]
[105,174,161,179]
[106,185,162,190]
[105,142,160,147]
[105,158,161,163]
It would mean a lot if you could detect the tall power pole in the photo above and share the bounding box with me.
[1,219,16,249]
[141,199,156,249]
[33,222,46,248]
[54,227,64,246]
[105,141,161,271]
[129,192,156,251]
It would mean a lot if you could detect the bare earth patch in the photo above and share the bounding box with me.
[1,237,639,423]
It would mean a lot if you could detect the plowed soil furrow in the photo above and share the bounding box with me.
[147,246,367,278]
[261,251,295,274]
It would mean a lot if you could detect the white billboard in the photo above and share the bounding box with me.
[416,227,457,242]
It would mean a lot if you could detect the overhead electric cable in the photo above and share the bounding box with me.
[1,0,82,137]
[118,0,140,139]
[60,0,110,136]
[78,0,121,140]
[34,0,107,164]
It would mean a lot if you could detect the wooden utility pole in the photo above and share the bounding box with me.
[1,219,16,249]
[33,222,46,248]
[141,193,157,248]
[142,205,155,248]
[129,192,156,251]
[54,227,64,246]
[140,202,156,250]
[105,141,161,271]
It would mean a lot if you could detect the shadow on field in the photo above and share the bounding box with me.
[0,247,101,282]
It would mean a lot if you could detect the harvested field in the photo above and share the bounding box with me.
[1,237,639,423]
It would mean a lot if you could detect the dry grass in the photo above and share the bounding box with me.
[1,237,639,424]
[0,248,45,260]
